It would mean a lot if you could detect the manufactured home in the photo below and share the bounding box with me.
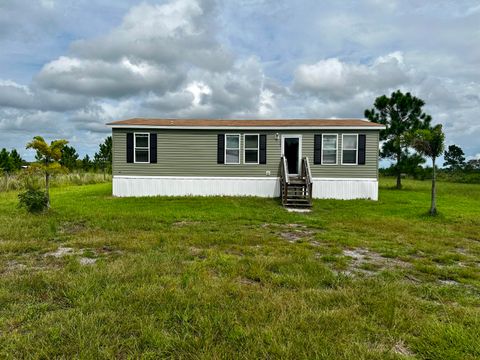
[107,118,385,206]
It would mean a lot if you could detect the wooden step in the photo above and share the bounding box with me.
[288,181,306,186]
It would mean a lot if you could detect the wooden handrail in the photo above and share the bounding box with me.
[280,156,289,205]
[303,156,312,185]
[281,156,289,184]
[302,156,313,203]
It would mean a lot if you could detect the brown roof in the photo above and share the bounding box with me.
[107,118,384,128]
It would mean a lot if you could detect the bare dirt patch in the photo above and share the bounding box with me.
[262,223,321,244]
[339,248,412,277]
[237,277,261,286]
[4,260,27,273]
[79,257,97,265]
[392,341,414,357]
[455,247,469,255]
[189,246,207,259]
[345,248,411,268]
[280,229,316,243]
[44,247,79,258]
[58,221,88,235]
[438,279,461,286]
[173,221,202,227]
[41,245,120,267]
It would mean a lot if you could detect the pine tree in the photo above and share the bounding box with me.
[365,90,432,189]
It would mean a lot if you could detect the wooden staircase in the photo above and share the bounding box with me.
[280,156,313,208]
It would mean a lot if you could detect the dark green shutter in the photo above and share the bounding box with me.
[314,134,322,164]
[217,134,225,164]
[259,134,267,164]
[150,133,157,163]
[358,134,366,165]
[126,133,134,163]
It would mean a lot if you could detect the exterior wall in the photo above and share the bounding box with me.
[112,176,378,200]
[112,128,379,179]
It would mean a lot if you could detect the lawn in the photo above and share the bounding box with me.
[0,179,479,359]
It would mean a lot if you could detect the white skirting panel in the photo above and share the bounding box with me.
[312,178,378,200]
[113,176,280,198]
[112,176,378,200]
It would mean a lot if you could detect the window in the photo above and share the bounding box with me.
[342,134,358,165]
[322,134,337,165]
[244,134,259,164]
[225,134,240,164]
[134,133,149,163]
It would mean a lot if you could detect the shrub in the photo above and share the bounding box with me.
[18,188,48,213]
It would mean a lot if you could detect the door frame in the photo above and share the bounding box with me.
[281,134,302,176]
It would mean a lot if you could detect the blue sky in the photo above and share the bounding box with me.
[1,0,479,161]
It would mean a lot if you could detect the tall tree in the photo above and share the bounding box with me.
[60,145,79,170]
[443,144,465,171]
[81,154,92,171]
[411,125,445,216]
[9,149,24,170]
[94,136,112,179]
[365,90,432,189]
[0,148,14,173]
[26,136,68,208]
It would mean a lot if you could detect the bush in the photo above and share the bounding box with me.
[437,171,480,184]
[18,188,48,213]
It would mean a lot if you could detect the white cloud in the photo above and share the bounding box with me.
[141,57,266,118]
[186,81,212,106]
[293,52,411,100]
[0,78,88,111]
[70,0,232,71]
[36,56,182,98]
[70,99,139,133]
[258,89,279,117]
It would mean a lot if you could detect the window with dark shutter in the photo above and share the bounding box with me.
[126,133,134,163]
[217,134,225,164]
[259,134,267,164]
[244,134,259,164]
[342,134,357,165]
[225,134,240,164]
[150,133,157,163]
[358,134,366,165]
[314,134,322,164]
[133,133,149,163]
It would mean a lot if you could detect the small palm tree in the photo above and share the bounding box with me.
[411,125,445,215]
[26,136,68,208]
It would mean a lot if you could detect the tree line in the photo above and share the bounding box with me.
[379,142,479,181]
[1,136,112,175]
[365,91,478,186]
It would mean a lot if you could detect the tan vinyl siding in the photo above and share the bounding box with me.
[112,128,379,179]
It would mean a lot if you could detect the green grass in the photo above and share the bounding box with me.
[0,179,479,359]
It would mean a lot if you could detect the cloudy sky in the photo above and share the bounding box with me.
[1,0,479,161]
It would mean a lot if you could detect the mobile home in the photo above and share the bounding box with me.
[107,118,384,205]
